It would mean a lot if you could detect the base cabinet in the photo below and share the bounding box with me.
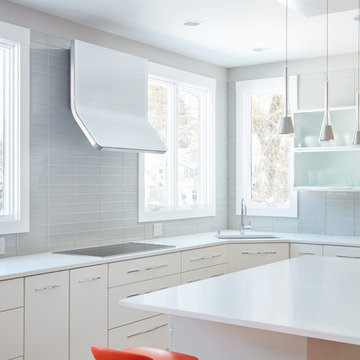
[228,243,289,272]
[0,308,23,359]
[25,271,69,360]
[108,314,169,350]
[70,265,108,360]
[290,243,323,258]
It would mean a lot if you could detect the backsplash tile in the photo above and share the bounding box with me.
[1,31,227,257]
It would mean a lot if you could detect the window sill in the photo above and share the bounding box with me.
[0,217,29,235]
[236,206,298,218]
[139,207,216,222]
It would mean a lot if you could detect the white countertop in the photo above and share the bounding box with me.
[1,230,360,281]
[120,256,360,345]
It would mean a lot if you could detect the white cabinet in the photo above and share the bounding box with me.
[70,265,107,360]
[109,274,180,329]
[323,245,360,259]
[181,245,228,272]
[290,243,323,258]
[181,264,227,284]
[109,253,181,287]
[25,271,69,360]
[0,308,23,359]
[108,314,169,350]
[0,278,24,311]
[228,243,289,272]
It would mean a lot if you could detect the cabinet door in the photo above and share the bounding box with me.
[181,264,227,284]
[228,243,289,272]
[0,308,23,359]
[323,245,360,259]
[70,265,107,360]
[290,243,323,258]
[25,271,69,360]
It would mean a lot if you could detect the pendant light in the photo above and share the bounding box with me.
[319,0,335,142]
[353,0,360,145]
[278,0,294,135]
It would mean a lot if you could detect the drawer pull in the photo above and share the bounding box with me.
[145,264,168,271]
[127,269,141,274]
[127,323,167,338]
[336,255,360,259]
[126,293,141,298]
[211,273,224,278]
[190,254,222,262]
[35,284,61,292]
[241,251,277,255]
[187,279,201,283]
[299,252,314,256]
[78,276,102,283]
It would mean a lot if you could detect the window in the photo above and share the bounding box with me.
[236,77,297,217]
[139,63,215,221]
[0,21,30,234]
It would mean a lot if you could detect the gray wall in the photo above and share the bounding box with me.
[227,77,360,237]
[2,32,227,257]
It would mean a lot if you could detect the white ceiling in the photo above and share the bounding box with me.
[9,0,360,67]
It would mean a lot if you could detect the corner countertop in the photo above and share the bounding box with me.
[0,230,360,281]
[120,256,360,345]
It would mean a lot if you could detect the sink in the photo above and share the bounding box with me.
[54,242,175,257]
[216,234,279,240]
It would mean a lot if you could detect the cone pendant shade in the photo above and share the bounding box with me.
[319,80,334,142]
[279,65,294,135]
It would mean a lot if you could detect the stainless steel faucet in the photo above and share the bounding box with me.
[240,198,252,234]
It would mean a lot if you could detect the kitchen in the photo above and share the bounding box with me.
[0,0,360,359]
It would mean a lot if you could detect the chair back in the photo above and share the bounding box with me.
[91,346,154,360]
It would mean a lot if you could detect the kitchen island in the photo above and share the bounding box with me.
[120,256,360,360]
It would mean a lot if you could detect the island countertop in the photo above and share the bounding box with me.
[120,256,360,346]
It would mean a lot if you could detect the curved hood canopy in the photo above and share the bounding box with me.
[70,39,167,153]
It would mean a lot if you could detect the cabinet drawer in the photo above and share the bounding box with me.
[290,243,323,258]
[181,245,228,272]
[109,314,169,350]
[0,278,24,312]
[0,308,23,359]
[181,264,227,284]
[323,245,360,259]
[228,243,289,272]
[109,252,180,287]
[109,274,180,329]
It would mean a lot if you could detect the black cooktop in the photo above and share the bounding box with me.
[54,242,175,257]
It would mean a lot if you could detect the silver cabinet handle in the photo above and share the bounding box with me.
[144,286,168,294]
[127,323,167,338]
[211,273,224,278]
[190,254,222,262]
[241,251,277,255]
[127,269,141,274]
[187,279,201,283]
[145,264,168,271]
[78,276,102,283]
[299,252,314,255]
[35,284,61,292]
[336,255,360,259]
[126,293,141,298]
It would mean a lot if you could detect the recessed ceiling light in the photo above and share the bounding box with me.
[354,15,360,21]
[182,20,203,27]
[252,47,270,52]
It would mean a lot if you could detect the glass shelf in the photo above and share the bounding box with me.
[293,107,360,191]
[294,107,356,149]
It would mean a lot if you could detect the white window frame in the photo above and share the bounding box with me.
[0,21,30,234]
[236,76,298,217]
[139,63,216,222]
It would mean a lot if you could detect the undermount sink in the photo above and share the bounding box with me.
[54,242,175,257]
[216,234,279,240]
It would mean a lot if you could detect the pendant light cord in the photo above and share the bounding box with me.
[326,0,329,82]
[358,0,360,128]
[286,0,288,67]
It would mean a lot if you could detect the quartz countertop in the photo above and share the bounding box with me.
[120,256,360,345]
[1,230,360,281]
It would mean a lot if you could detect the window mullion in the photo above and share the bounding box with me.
[172,84,178,208]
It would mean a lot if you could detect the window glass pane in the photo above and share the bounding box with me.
[0,49,4,215]
[251,94,291,205]
[178,87,200,207]
[144,82,170,209]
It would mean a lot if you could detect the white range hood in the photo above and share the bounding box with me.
[70,39,167,153]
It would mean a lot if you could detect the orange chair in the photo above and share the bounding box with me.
[91,346,198,360]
